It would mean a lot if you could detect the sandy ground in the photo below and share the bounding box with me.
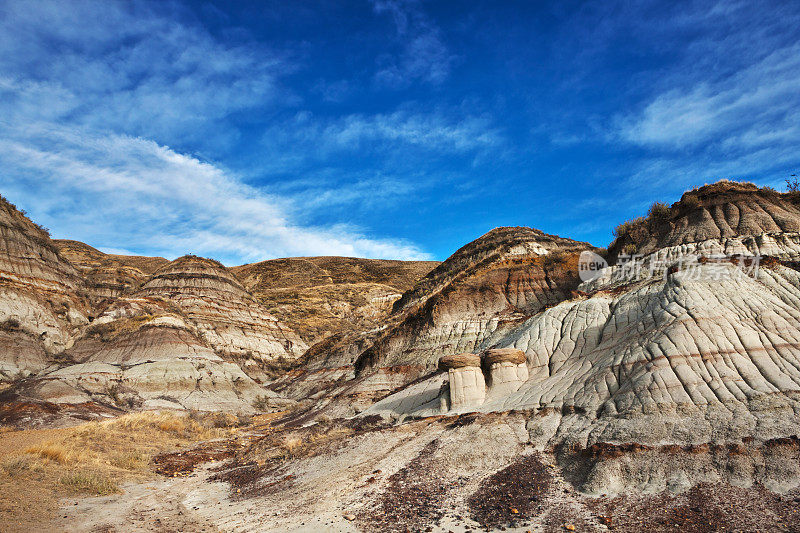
[55,462,366,533]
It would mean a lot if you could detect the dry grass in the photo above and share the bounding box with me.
[245,424,354,465]
[0,410,246,532]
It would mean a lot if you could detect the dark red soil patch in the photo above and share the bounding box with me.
[153,441,235,477]
[358,439,451,532]
[467,453,551,529]
[586,483,800,532]
[210,460,296,499]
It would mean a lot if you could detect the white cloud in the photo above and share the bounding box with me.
[616,40,800,151]
[0,127,432,263]
[0,0,445,262]
[0,0,291,152]
[258,109,501,174]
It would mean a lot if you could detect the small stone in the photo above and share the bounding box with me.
[564,526,575,531]
[343,514,356,521]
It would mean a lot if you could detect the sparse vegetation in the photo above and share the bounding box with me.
[612,216,648,241]
[0,317,21,332]
[648,201,672,222]
[1,411,240,499]
[85,314,160,342]
[681,194,702,211]
[787,175,799,192]
[256,355,298,380]
[622,243,638,256]
[59,470,120,495]
[253,394,272,411]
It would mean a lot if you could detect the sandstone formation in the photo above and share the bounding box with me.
[231,256,438,346]
[0,196,313,415]
[262,227,595,419]
[355,227,594,377]
[136,255,308,366]
[609,180,800,259]
[483,348,528,398]
[438,352,485,410]
[0,196,89,380]
[21,255,310,413]
[53,239,169,299]
[362,182,800,498]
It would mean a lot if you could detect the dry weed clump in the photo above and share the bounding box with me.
[24,443,68,464]
[248,424,355,464]
[59,470,120,495]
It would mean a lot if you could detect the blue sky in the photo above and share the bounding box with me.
[1,0,799,264]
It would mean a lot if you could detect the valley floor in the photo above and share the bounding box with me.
[3,410,799,532]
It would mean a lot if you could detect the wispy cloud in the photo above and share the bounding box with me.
[0,0,445,261]
[0,127,431,263]
[0,0,292,153]
[371,0,453,88]
[617,44,800,150]
[259,108,501,171]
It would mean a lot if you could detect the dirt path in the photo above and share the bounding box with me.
[55,464,227,533]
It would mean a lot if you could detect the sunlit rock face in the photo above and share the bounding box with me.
[608,180,800,260]
[136,255,308,365]
[27,255,310,411]
[0,194,311,414]
[53,239,169,300]
[355,227,595,380]
[438,353,485,410]
[0,196,89,380]
[364,183,800,496]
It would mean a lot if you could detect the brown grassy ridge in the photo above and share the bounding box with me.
[0,411,246,532]
[230,256,439,345]
[609,180,800,259]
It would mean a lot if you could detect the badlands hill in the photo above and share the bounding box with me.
[0,195,436,425]
[3,181,800,532]
[232,256,439,345]
[53,239,170,299]
[176,181,800,532]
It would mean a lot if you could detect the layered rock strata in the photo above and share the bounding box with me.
[363,182,800,496]
[0,196,89,380]
[355,227,594,378]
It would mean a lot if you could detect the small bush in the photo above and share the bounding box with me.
[59,470,120,495]
[612,216,647,239]
[211,412,240,428]
[681,195,702,211]
[110,451,146,471]
[253,394,271,412]
[1,456,41,477]
[647,201,671,222]
[157,418,187,435]
[787,175,799,192]
[0,318,21,332]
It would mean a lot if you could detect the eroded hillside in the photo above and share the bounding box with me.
[231,256,439,346]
